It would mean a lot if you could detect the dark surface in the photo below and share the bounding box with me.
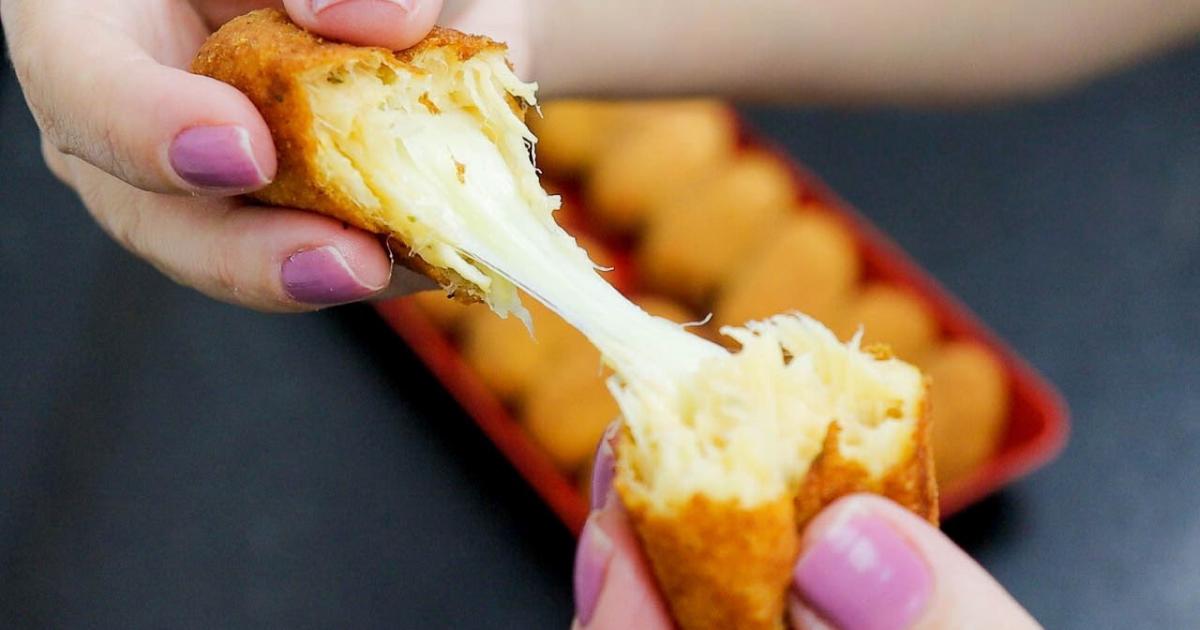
[2,38,1198,629]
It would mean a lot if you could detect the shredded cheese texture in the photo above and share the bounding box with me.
[303,47,924,511]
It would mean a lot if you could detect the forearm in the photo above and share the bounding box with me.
[531,0,1200,102]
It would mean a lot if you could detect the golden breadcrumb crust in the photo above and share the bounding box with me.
[621,491,798,630]
[191,8,510,300]
[616,386,937,630]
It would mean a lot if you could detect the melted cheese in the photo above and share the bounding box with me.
[302,48,924,511]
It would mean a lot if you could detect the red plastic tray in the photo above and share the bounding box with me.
[374,123,1069,534]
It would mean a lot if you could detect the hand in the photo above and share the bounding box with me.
[575,428,1042,629]
[2,0,449,311]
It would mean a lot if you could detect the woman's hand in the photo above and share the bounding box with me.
[576,428,1042,629]
[2,0,447,311]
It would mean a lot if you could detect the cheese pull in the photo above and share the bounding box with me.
[194,11,937,630]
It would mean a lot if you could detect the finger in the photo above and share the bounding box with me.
[587,422,621,511]
[61,154,391,312]
[8,0,275,195]
[787,599,836,630]
[790,494,1041,630]
[371,263,439,301]
[572,498,674,630]
[282,0,443,49]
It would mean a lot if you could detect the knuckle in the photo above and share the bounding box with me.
[210,243,244,298]
[10,38,144,187]
[106,203,150,260]
[39,137,72,185]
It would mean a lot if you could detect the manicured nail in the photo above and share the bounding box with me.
[573,518,613,626]
[589,423,620,511]
[169,125,266,190]
[282,246,384,305]
[312,0,414,13]
[793,510,931,630]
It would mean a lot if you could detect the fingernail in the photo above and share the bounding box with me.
[169,125,267,190]
[589,423,619,511]
[573,518,613,626]
[793,510,931,630]
[282,246,384,305]
[312,0,414,13]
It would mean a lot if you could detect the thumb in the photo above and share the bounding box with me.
[282,0,443,49]
[789,494,1041,630]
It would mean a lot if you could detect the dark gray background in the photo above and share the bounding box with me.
[1,38,1197,629]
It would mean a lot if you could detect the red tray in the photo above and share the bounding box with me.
[374,123,1069,534]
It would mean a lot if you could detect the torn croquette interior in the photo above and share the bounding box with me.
[613,314,925,512]
[301,40,561,322]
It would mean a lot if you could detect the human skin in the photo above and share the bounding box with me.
[5,0,1199,310]
[5,0,1195,626]
[574,424,1042,630]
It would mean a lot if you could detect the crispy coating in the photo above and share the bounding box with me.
[192,9,512,301]
[638,153,796,304]
[522,356,617,473]
[197,17,939,629]
[714,210,860,329]
[633,294,699,325]
[794,413,938,530]
[526,300,601,374]
[460,297,602,404]
[409,289,481,331]
[616,389,936,630]
[924,341,1009,485]
[620,487,798,630]
[834,283,940,361]
[459,308,542,403]
[529,100,629,176]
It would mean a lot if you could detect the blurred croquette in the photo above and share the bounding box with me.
[585,101,736,234]
[638,153,796,304]
[714,210,860,329]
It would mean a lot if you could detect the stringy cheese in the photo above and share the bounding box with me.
[302,47,924,511]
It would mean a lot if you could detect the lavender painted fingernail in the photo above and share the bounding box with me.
[589,422,620,511]
[573,518,613,626]
[168,125,267,190]
[793,510,931,630]
[312,0,414,13]
[282,246,383,305]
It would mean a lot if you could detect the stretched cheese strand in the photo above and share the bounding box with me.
[305,48,923,509]
[308,51,722,388]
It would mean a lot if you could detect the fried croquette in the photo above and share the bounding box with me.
[459,308,543,403]
[522,356,618,472]
[714,210,860,329]
[835,283,939,361]
[409,289,478,330]
[195,17,936,630]
[585,101,737,234]
[638,153,797,304]
[924,341,1009,485]
[194,9,572,320]
[529,100,628,176]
